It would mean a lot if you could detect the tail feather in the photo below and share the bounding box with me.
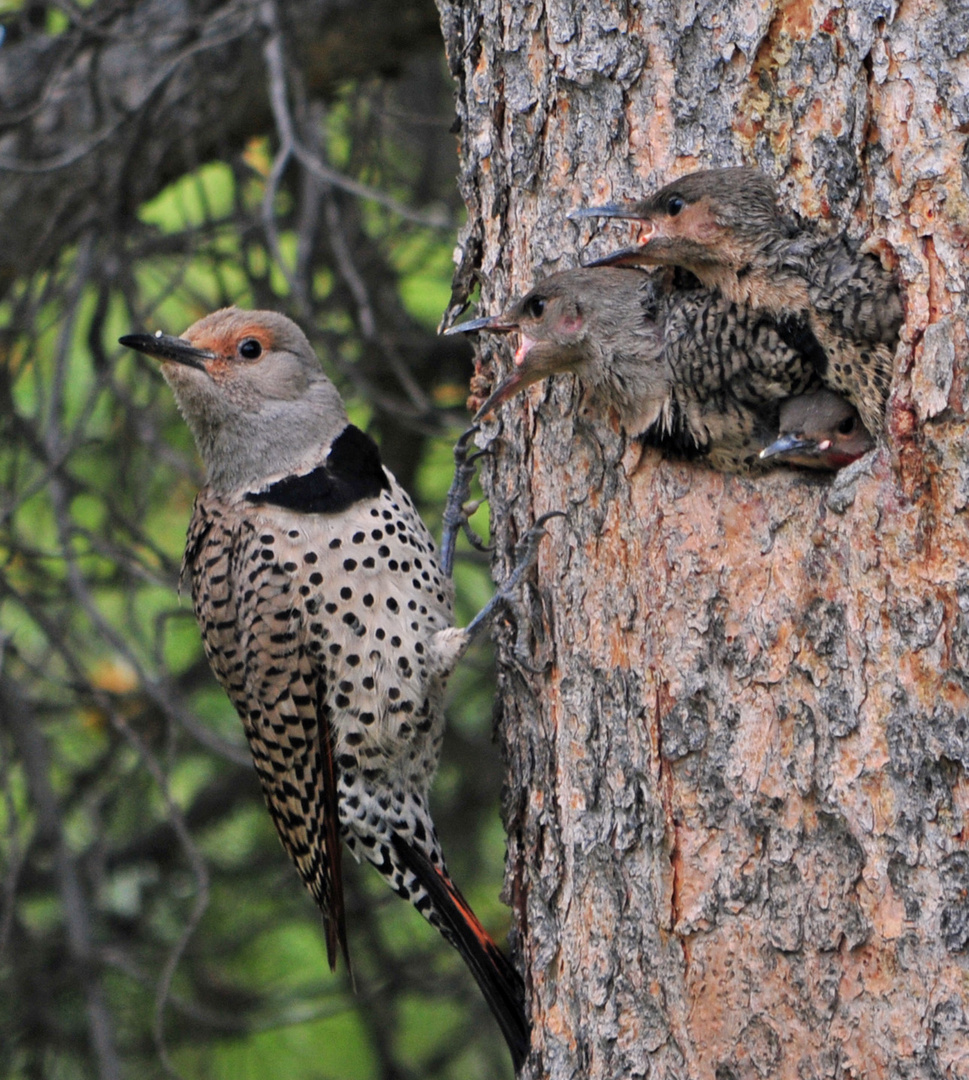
[316,680,351,976]
[391,834,529,1071]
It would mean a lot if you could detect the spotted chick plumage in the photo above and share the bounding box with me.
[449,267,825,474]
[120,309,528,1070]
[573,167,902,436]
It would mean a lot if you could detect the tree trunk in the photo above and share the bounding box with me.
[437,2,969,1077]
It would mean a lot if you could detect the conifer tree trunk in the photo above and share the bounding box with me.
[437,2,969,1076]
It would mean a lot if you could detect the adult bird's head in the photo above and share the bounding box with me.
[760,390,874,471]
[445,268,665,426]
[571,167,784,274]
[120,308,348,492]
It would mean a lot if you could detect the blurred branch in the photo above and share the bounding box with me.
[0,669,123,1080]
[0,0,444,290]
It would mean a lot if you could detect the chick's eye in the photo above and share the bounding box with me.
[837,415,856,435]
[523,295,546,319]
[238,338,262,360]
[667,195,685,216]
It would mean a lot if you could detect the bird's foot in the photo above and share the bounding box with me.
[440,425,492,578]
[509,640,553,676]
[465,511,564,641]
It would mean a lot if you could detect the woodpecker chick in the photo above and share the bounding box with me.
[447,268,823,474]
[120,310,531,1070]
[572,167,902,435]
[760,390,874,470]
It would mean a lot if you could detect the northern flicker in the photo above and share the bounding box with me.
[571,167,902,436]
[447,267,823,473]
[120,310,540,1070]
[760,390,874,470]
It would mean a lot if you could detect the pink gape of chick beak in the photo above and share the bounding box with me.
[444,314,551,420]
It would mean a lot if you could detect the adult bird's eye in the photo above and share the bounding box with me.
[523,295,546,319]
[837,415,856,435]
[239,338,262,360]
[667,195,685,216]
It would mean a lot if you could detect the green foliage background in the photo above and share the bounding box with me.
[0,13,515,1078]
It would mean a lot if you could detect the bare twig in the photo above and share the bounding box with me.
[0,673,123,1080]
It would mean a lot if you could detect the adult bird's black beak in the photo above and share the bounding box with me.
[119,332,215,371]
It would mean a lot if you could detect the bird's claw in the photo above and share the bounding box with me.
[509,511,565,577]
[464,510,564,640]
[441,425,491,576]
[509,648,552,677]
[457,498,492,556]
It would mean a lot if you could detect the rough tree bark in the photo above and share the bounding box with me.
[437,1,969,1077]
